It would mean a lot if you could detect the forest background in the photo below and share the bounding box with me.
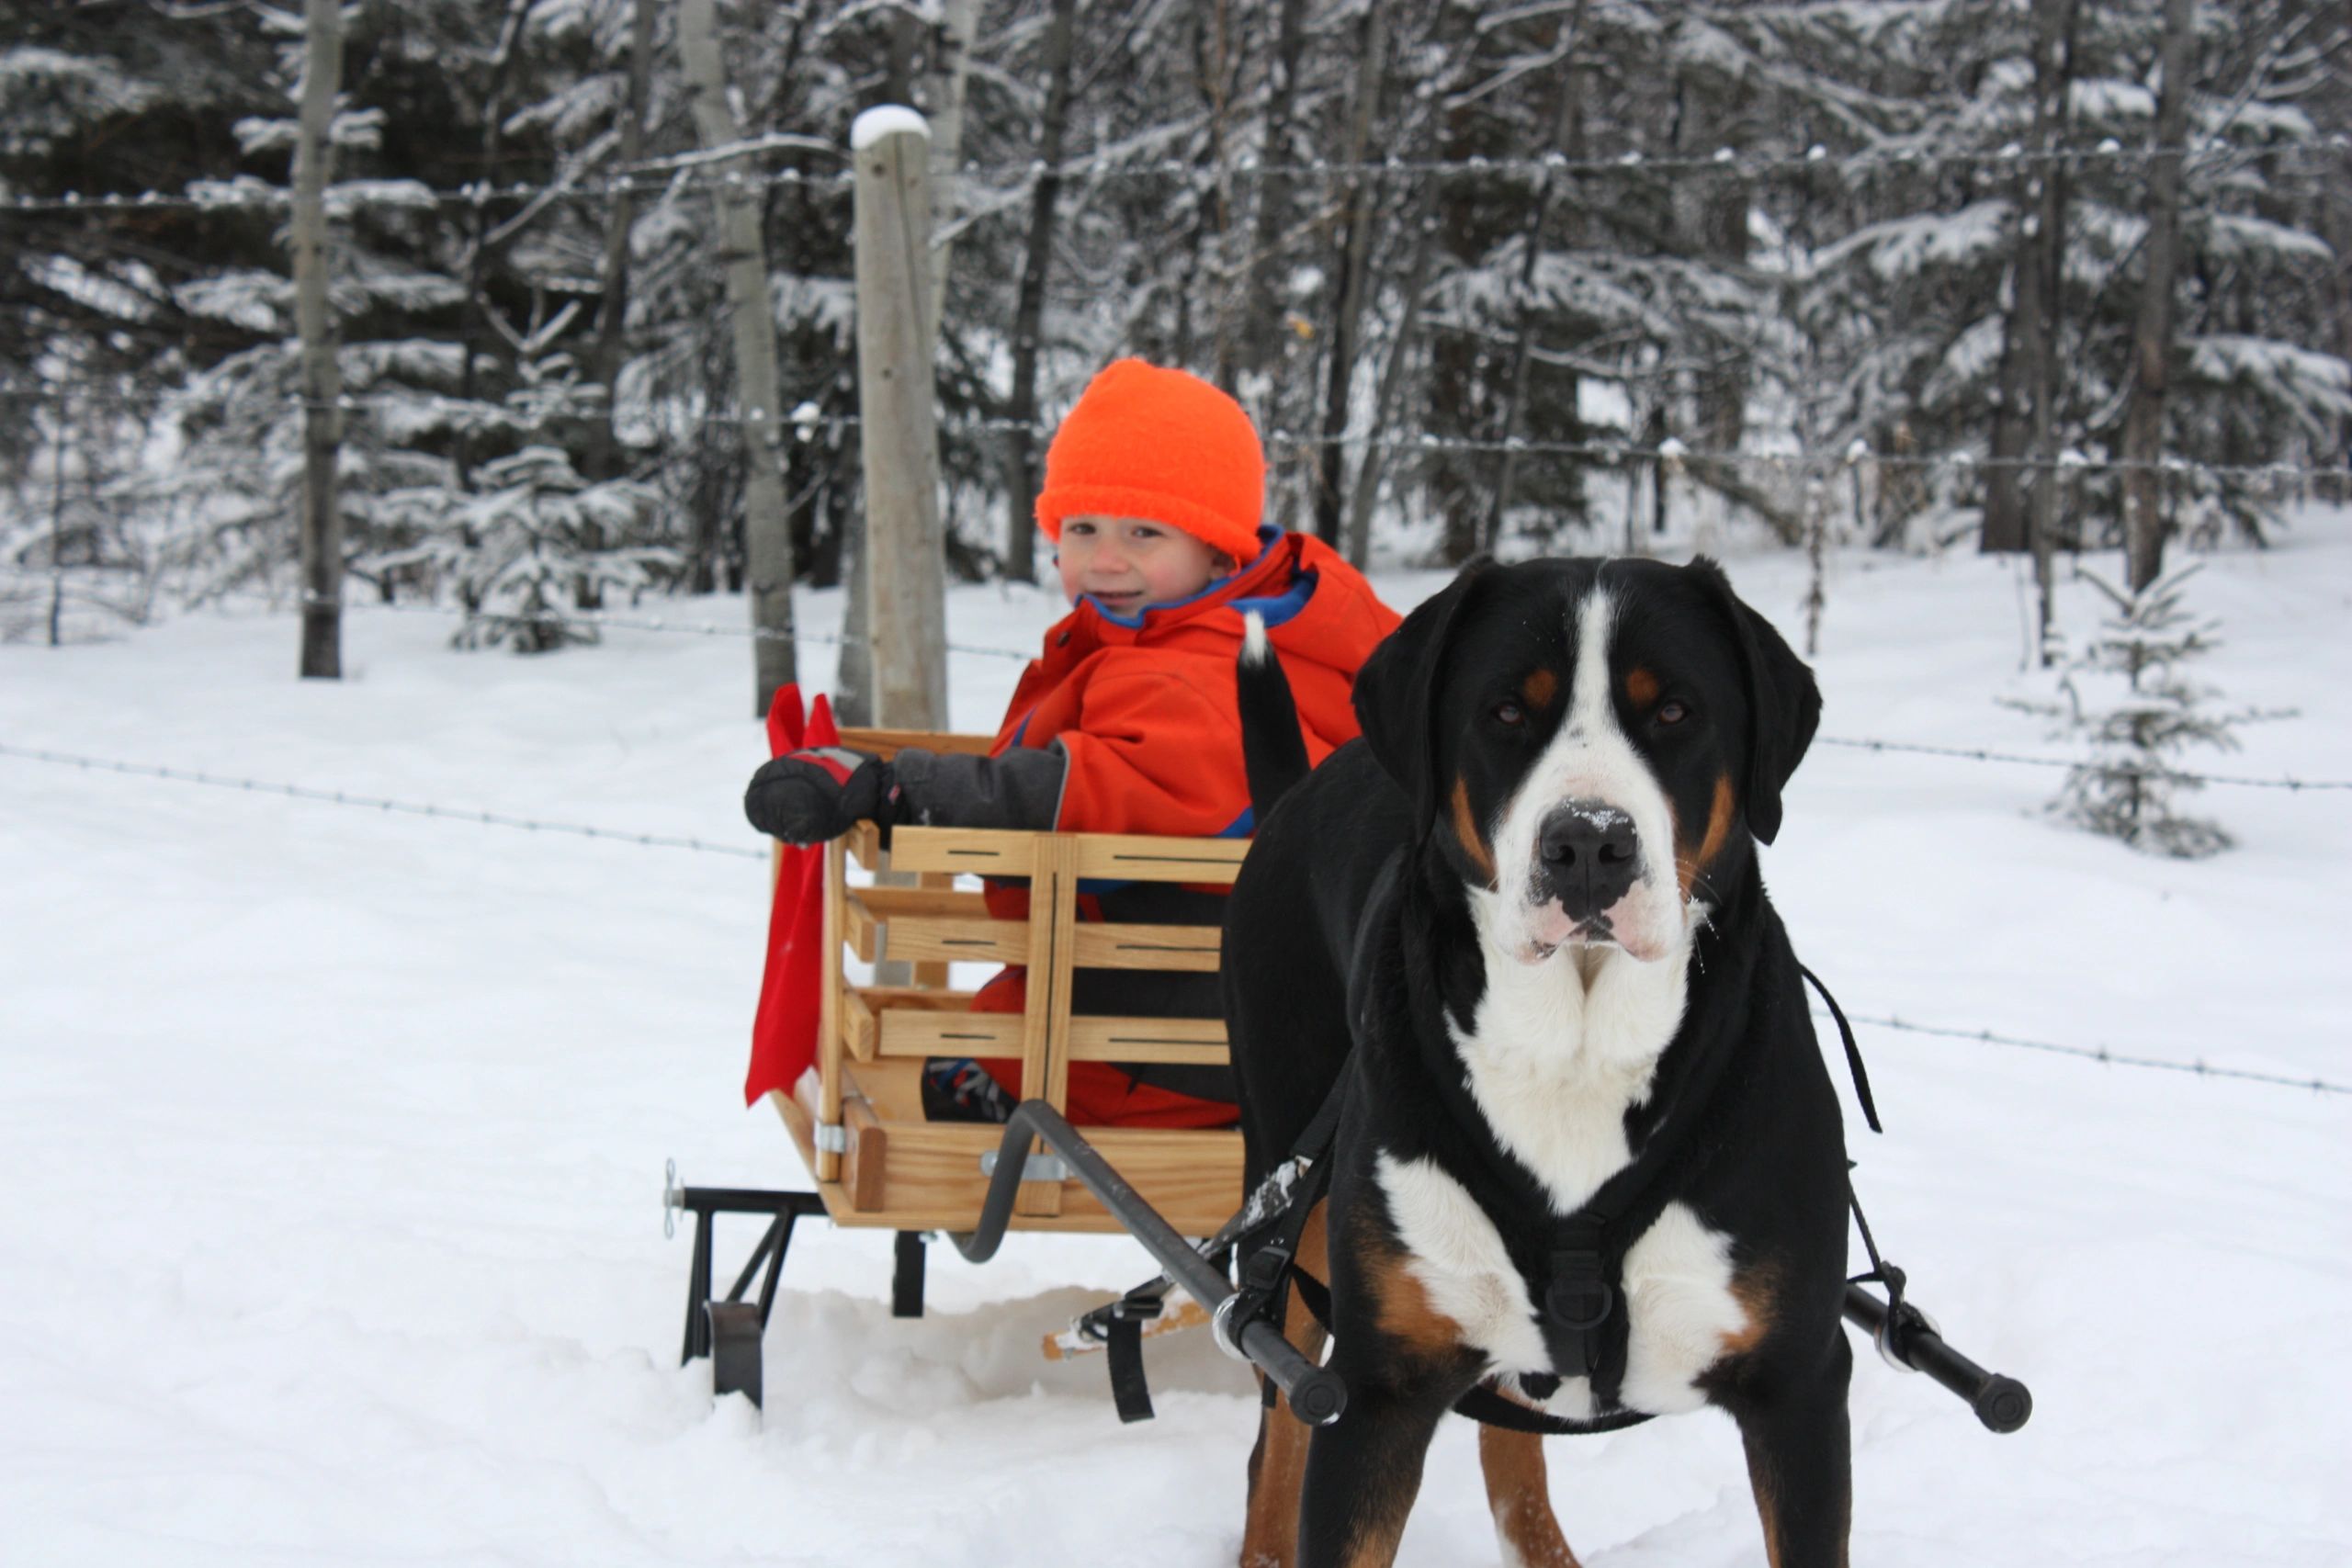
[3,0,2346,704]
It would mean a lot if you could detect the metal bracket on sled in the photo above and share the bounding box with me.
[813,1122,848,1156]
[979,1148,1070,1183]
[665,1157,831,1410]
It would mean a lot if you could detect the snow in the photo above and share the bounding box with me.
[851,106,931,152]
[5,525,2351,1565]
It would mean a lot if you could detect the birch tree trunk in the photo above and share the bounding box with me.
[1983,0,2078,558]
[2121,0,2197,592]
[295,0,344,681]
[1484,0,1588,554]
[2023,2,2079,659]
[1220,0,1306,390]
[1343,191,1437,568]
[923,0,978,346]
[585,0,657,485]
[455,0,532,491]
[678,0,797,715]
[1312,0,1389,545]
[1001,0,1080,587]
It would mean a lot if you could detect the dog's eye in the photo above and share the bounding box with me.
[1492,700,1526,728]
[1656,700,1690,726]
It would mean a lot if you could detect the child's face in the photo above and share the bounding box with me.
[1056,515,1228,615]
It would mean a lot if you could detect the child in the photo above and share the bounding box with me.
[745,358,1398,1127]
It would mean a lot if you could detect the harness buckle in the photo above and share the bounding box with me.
[1545,1249,1614,1333]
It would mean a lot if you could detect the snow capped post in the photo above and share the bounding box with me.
[677,0,797,716]
[851,106,949,732]
[293,0,344,680]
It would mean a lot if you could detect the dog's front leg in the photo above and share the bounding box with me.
[1478,1422,1580,1568]
[1731,1331,1853,1568]
[1241,1204,1329,1568]
[1295,1372,1458,1568]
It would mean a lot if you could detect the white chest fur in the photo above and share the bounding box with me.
[1370,928,1748,1417]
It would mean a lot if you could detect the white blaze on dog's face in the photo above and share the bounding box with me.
[1479,586,1687,964]
[1357,556,1817,976]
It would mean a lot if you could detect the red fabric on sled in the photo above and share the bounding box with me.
[744,685,840,1107]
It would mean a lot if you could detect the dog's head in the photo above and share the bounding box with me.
[1354,556,1819,964]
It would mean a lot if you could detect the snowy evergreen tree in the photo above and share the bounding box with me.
[2008,565,2265,858]
[365,300,667,651]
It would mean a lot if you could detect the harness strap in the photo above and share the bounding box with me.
[1800,963,1882,1134]
[1453,1382,1655,1437]
[1105,1313,1155,1423]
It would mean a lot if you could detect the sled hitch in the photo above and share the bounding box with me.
[1841,1277,2032,1433]
[954,1100,1348,1427]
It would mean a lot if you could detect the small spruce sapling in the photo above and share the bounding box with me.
[2005,564,2273,858]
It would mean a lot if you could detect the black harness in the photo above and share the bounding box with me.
[1094,849,1887,1435]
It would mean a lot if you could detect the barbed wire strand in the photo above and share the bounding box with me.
[286,598,2352,790]
[6,384,2347,486]
[0,739,2339,1097]
[1815,1007,2350,1097]
[1814,735,2352,791]
[0,741,766,861]
[322,594,1039,662]
[0,134,2340,216]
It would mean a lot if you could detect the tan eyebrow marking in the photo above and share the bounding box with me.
[1625,666,1660,707]
[1519,667,1559,710]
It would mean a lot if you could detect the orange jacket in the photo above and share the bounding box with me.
[967,529,1397,1125]
[989,527,1399,838]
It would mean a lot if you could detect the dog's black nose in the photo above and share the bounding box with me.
[1537,802,1640,919]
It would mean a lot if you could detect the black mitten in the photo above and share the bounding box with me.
[743,748,900,844]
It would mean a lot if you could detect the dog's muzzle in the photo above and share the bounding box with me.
[1534,799,1640,923]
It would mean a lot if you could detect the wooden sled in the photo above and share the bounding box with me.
[673,727,1251,1404]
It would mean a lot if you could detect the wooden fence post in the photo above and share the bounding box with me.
[851,107,949,731]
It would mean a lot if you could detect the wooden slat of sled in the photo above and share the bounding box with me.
[1070,921,1222,972]
[1064,1015,1228,1066]
[854,826,1248,886]
[844,886,992,964]
[876,1007,1023,1059]
[844,985,979,1062]
[1074,833,1248,885]
[882,825,1039,877]
[869,912,1029,967]
[772,1088,1245,1235]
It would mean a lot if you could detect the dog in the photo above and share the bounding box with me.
[1221,556,1849,1568]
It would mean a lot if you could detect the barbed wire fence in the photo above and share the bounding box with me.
[6,118,2348,1145]
[5,384,2348,488]
[2,132,2344,214]
[1,736,2343,1100]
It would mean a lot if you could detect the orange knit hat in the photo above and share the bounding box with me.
[1035,359,1267,563]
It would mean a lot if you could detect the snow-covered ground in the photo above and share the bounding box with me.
[4,525,2348,1566]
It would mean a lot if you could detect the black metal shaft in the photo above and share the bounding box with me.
[1842,1281,2032,1433]
[956,1100,1348,1424]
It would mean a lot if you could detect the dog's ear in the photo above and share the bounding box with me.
[1688,557,1820,846]
[1353,556,1496,834]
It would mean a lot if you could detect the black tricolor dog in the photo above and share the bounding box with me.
[1222,557,1849,1568]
